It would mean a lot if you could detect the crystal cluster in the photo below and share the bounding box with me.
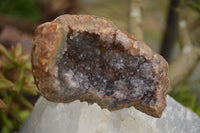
[19,96,200,133]
[58,31,157,105]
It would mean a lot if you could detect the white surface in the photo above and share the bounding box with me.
[19,95,200,133]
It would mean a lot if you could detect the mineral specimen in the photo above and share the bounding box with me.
[19,96,200,133]
[32,15,169,118]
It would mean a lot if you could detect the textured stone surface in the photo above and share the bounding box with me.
[32,15,169,117]
[19,95,200,133]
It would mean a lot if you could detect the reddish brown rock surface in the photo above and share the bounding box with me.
[32,15,169,118]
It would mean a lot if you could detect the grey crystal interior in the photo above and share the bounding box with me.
[58,31,157,105]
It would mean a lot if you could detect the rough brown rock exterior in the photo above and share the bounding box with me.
[32,15,169,118]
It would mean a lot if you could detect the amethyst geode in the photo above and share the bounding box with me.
[32,15,169,118]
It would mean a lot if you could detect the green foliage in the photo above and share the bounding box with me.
[0,44,38,133]
[169,84,200,117]
[0,0,41,21]
[188,0,200,16]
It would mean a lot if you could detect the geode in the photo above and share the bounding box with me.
[32,15,169,118]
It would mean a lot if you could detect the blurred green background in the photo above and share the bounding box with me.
[0,0,200,132]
